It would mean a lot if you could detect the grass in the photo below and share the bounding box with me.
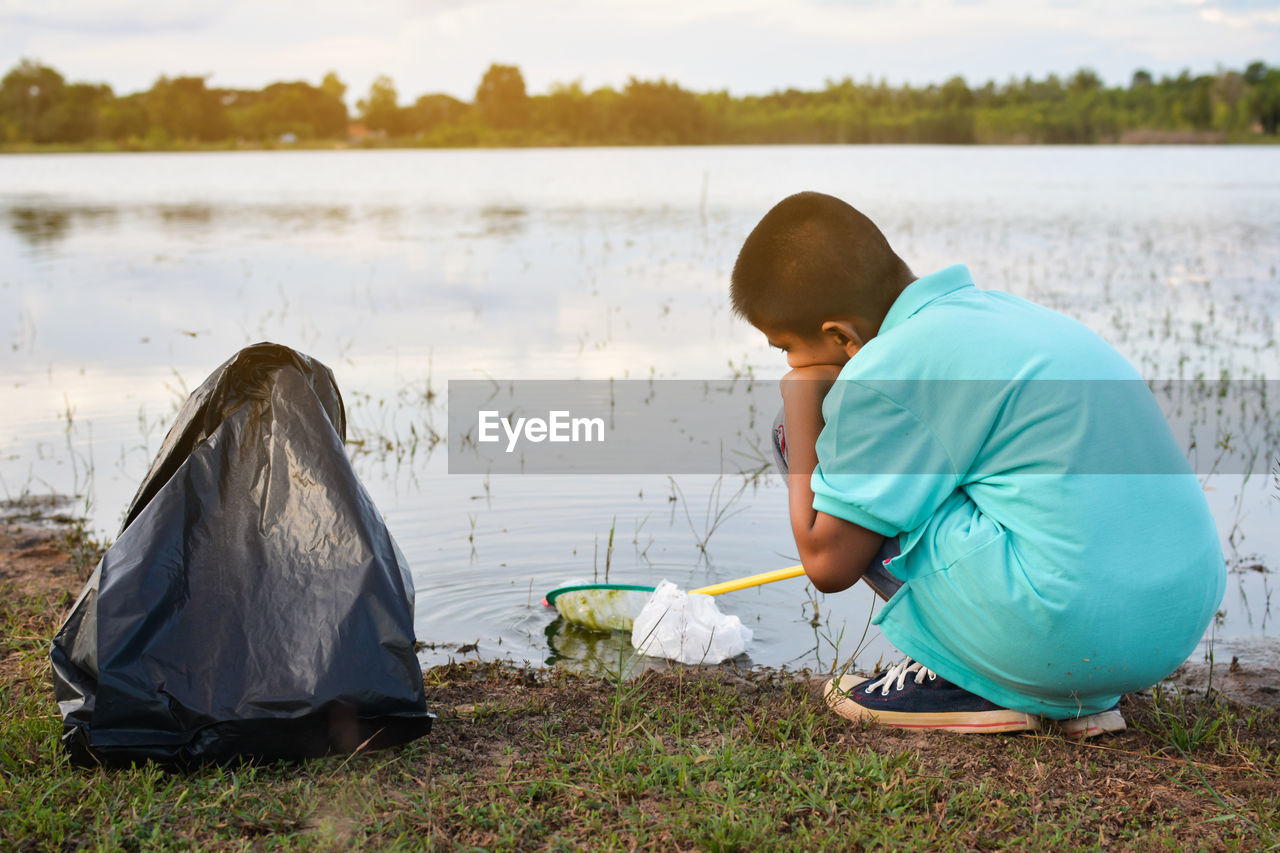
[2,522,1279,851]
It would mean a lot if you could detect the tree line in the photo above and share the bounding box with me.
[3,59,1279,148]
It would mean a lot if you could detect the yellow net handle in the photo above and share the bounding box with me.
[689,565,805,597]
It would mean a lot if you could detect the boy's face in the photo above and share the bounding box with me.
[757,319,863,370]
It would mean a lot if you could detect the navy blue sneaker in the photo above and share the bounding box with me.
[824,658,1042,733]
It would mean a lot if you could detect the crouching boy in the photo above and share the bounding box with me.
[732,192,1225,736]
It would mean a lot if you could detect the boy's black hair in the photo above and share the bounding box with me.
[730,191,912,335]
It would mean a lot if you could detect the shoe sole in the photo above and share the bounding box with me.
[823,675,1043,734]
[1058,708,1126,739]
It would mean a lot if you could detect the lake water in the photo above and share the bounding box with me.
[2,146,1277,675]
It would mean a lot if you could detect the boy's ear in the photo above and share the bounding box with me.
[820,319,865,357]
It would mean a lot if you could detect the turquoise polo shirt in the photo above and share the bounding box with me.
[811,264,1225,718]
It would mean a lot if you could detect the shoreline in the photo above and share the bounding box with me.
[2,495,1275,700]
[3,496,1271,710]
[3,135,1278,156]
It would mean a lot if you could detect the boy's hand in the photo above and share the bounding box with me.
[780,364,843,410]
[779,363,884,593]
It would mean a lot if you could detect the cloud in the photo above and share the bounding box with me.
[1199,4,1280,27]
[0,0,222,33]
[1,0,1276,101]
[1208,0,1280,9]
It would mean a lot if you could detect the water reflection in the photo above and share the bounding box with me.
[8,205,73,245]
[5,203,126,247]
[5,199,544,249]
[3,200,369,248]
[477,205,528,237]
[543,617,753,678]
[156,203,215,227]
[543,619,636,674]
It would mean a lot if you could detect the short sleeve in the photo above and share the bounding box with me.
[810,380,961,536]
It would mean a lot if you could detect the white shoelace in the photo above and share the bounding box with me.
[865,658,937,695]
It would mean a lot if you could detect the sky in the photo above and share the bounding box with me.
[2,0,1278,104]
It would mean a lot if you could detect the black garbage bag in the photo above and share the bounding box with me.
[51,342,432,766]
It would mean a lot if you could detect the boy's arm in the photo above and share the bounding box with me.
[780,366,885,594]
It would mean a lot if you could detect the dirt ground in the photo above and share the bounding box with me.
[1168,637,1280,711]
[0,503,92,617]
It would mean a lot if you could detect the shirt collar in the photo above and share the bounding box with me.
[878,264,975,336]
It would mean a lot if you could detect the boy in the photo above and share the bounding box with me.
[732,192,1225,736]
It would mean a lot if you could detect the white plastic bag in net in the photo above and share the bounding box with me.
[630,581,753,664]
